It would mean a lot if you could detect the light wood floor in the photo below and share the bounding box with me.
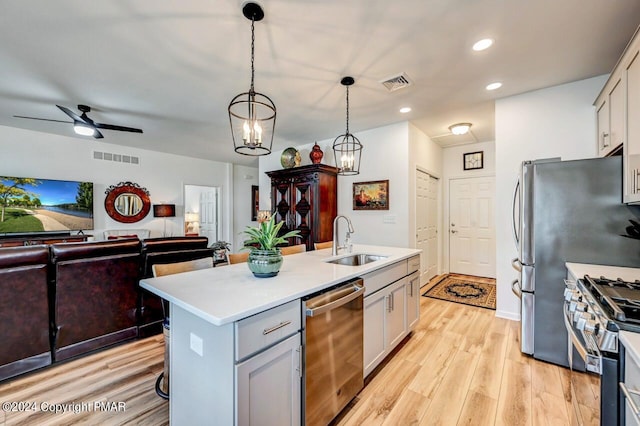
[0,295,597,425]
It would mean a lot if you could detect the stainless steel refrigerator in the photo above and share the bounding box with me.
[511,156,640,368]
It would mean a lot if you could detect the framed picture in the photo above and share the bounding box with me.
[463,151,484,170]
[251,185,259,221]
[353,180,389,210]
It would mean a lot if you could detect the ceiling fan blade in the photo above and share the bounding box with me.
[95,122,143,133]
[56,105,86,123]
[93,128,104,139]
[13,115,71,124]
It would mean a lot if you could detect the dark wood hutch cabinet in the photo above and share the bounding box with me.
[266,164,338,251]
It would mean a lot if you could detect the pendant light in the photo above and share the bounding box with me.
[228,2,276,156]
[332,77,362,175]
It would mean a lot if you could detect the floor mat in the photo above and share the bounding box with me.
[422,273,496,310]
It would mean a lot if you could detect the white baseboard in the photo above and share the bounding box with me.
[495,309,520,321]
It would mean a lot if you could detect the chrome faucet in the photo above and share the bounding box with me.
[332,215,355,256]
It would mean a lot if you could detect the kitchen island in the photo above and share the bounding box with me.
[140,244,421,425]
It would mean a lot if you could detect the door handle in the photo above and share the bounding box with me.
[305,284,364,317]
[511,279,522,298]
[511,258,522,272]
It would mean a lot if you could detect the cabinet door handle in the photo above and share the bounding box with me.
[263,320,292,335]
[602,131,609,148]
[408,282,413,297]
[296,346,303,378]
[386,295,392,313]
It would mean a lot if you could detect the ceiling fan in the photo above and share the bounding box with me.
[14,104,143,139]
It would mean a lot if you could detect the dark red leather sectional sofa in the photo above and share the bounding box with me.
[0,236,212,381]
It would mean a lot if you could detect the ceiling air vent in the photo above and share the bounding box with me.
[380,73,412,92]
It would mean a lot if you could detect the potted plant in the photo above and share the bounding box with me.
[242,215,300,278]
[209,240,231,261]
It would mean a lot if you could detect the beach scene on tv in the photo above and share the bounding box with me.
[0,176,93,234]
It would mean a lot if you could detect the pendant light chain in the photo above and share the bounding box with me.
[250,17,255,94]
[345,85,350,134]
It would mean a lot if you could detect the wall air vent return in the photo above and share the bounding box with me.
[93,151,140,165]
[380,73,412,92]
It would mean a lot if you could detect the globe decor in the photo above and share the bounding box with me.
[242,215,300,278]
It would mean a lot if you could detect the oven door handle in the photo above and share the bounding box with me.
[563,303,602,374]
[620,382,640,424]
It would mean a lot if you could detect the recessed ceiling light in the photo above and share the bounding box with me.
[486,82,502,91]
[399,107,411,114]
[472,38,494,51]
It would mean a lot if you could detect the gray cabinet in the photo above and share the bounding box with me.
[593,25,640,203]
[595,73,623,157]
[236,334,301,426]
[406,271,420,330]
[626,46,640,203]
[363,257,421,377]
[169,299,301,426]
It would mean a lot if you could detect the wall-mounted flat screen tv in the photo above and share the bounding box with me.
[0,175,94,235]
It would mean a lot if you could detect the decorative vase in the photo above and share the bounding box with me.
[247,249,283,278]
[309,143,324,164]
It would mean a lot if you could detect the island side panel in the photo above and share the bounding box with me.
[171,303,235,425]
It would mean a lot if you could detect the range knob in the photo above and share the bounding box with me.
[574,311,594,330]
[569,300,587,313]
[584,319,599,334]
[564,288,577,301]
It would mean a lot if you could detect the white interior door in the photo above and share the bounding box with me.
[415,169,439,286]
[199,188,220,243]
[449,176,496,278]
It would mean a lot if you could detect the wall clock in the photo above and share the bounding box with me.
[463,151,484,170]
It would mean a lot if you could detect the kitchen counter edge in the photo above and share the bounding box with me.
[140,244,421,327]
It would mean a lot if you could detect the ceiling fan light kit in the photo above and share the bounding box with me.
[14,103,143,139]
[228,1,276,157]
[73,122,96,137]
[332,76,362,176]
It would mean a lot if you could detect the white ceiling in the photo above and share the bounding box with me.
[1,1,639,167]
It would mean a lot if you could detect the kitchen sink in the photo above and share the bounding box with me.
[325,254,388,266]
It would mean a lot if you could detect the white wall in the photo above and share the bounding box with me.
[0,125,234,243]
[408,122,444,272]
[259,121,443,249]
[232,165,259,252]
[441,140,496,273]
[494,75,607,319]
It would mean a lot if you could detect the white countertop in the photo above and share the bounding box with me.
[140,244,420,326]
[621,331,640,367]
[566,262,640,282]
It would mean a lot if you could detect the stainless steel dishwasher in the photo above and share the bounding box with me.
[302,278,364,426]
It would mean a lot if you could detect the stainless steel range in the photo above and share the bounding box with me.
[564,274,640,425]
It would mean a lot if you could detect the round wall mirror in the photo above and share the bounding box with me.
[105,181,151,223]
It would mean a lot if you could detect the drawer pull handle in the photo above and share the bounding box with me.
[263,320,292,335]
